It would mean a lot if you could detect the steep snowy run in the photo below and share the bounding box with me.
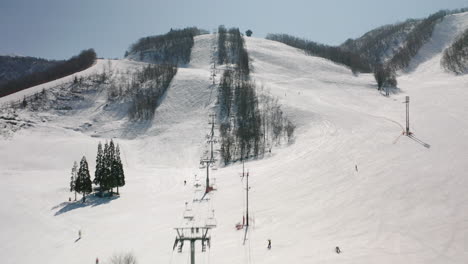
[1,13,468,264]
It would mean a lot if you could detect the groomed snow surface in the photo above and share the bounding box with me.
[1,13,468,264]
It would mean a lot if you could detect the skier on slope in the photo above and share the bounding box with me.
[335,246,341,254]
[267,239,271,249]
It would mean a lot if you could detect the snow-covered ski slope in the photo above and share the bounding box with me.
[1,12,468,264]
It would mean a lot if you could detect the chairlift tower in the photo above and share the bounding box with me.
[173,226,211,264]
[208,113,217,161]
[200,158,216,193]
[200,113,218,193]
[240,160,251,245]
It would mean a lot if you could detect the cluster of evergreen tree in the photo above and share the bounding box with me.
[217,28,295,163]
[441,28,468,74]
[127,27,208,65]
[0,49,96,98]
[70,157,92,202]
[266,33,371,73]
[94,140,125,195]
[70,140,125,202]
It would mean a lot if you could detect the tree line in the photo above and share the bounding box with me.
[376,9,467,89]
[343,8,468,71]
[386,10,448,71]
[0,55,63,86]
[70,140,125,202]
[13,60,178,121]
[441,27,468,74]
[216,26,295,164]
[218,71,295,164]
[267,8,468,92]
[266,33,371,73]
[127,27,208,65]
[0,49,96,98]
[217,26,250,76]
[340,19,420,67]
[107,64,177,120]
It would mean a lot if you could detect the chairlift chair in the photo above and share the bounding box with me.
[206,217,217,228]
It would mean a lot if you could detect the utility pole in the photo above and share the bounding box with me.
[246,164,249,228]
[240,160,250,227]
[405,96,410,135]
[173,227,211,264]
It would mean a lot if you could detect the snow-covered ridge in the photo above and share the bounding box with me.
[407,11,468,75]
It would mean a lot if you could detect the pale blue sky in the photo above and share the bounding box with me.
[0,0,466,60]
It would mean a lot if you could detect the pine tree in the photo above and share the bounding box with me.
[70,161,78,201]
[76,156,92,203]
[107,140,117,195]
[115,145,125,194]
[101,141,111,193]
[94,142,104,195]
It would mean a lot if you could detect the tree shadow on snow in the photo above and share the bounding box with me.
[52,194,119,216]
[378,86,402,96]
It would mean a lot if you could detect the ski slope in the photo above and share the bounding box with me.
[1,13,468,264]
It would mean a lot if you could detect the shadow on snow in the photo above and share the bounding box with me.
[52,193,119,216]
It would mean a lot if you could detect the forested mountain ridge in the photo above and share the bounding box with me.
[340,19,420,67]
[125,27,208,66]
[268,8,468,74]
[0,55,63,86]
[342,8,468,71]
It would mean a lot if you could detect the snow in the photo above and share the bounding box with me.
[1,13,468,264]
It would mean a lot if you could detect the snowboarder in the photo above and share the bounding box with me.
[184,180,186,186]
[335,246,341,254]
[267,239,271,249]
[355,164,358,172]
[78,230,82,239]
